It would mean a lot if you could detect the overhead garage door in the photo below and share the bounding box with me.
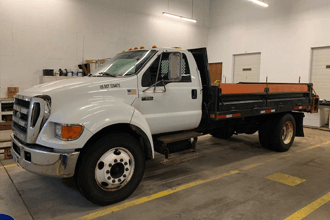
[311,47,330,100]
[233,53,261,83]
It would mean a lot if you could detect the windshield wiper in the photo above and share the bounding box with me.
[97,72,117,77]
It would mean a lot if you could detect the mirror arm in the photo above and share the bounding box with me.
[154,54,163,93]
[162,79,166,92]
[142,81,163,92]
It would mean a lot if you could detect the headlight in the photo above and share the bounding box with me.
[55,123,84,141]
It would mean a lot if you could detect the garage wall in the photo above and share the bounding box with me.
[0,0,210,98]
[208,0,330,84]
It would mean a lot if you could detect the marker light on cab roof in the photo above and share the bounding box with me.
[134,47,138,50]
[172,47,182,49]
[128,48,133,51]
[152,45,157,48]
[122,50,126,52]
[140,46,145,49]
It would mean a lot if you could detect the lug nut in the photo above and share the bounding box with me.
[120,159,123,162]
[123,174,126,178]
[112,180,116,183]
[107,176,111,180]
[108,163,112,167]
[124,162,128,165]
[118,179,121,182]
[114,159,118,163]
[106,170,110,174]
[125,168,129,171]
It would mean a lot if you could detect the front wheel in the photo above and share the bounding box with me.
[75,133,145,206]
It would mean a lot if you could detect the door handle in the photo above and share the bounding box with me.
[192,89,197,99]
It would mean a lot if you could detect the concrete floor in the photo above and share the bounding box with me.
[1,128,330,220]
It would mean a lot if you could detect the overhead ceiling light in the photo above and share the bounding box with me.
[162,12,197,23]
[163,12,181,19]
[181,17,197,23]
[250,0,269,7]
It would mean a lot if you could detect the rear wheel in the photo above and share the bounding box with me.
[75,133,145,206]
[212,129,234,139]
[270,114,296,152]
[258,119,273,149]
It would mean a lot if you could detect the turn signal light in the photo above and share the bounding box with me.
[152,45,157,48]
[140,46,145,49]
[62,125,83,140]
[55,123,83,141]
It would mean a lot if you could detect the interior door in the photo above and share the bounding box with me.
[233,53,261,83]
[209,62,223,84]
[132,52,202,135]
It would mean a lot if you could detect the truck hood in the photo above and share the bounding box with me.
[23,77,127,95]
[18,76,138,113]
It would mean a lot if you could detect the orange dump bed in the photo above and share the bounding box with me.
[219,83,308,95]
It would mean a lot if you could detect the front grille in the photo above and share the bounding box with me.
[13,121,27,133]
[12,96,31,142]
[12,142,21,156]
[13,95,46,144]
[15,98,30,108]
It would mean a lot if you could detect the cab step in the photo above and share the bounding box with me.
[156,131,202,159]
[161,151,205,165]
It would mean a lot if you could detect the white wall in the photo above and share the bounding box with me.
[0,0,209,98]
[208,0,330,84]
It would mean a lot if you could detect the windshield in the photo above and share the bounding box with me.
[91,50,157,77]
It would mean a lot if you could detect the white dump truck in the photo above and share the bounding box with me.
[11,47,319,205]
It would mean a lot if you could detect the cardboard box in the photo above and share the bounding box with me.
[4,148,12,159]
[7,87,19,99]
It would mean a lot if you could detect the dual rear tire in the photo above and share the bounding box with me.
[258,113,296,152]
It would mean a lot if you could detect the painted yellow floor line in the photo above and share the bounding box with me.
[74,170,239,220]
[0,164,18,169]
[285,191,330,220]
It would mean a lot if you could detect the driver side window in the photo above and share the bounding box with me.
[141,53,191,87]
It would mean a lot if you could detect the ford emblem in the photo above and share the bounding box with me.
[16,111,21,118]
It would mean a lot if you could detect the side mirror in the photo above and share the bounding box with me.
[168,53,182,81]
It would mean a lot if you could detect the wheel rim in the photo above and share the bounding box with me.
[95,147,135,191]
[282,121,294,144]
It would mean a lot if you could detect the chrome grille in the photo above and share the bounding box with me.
[12,95,31,142]
[12,95,45,143]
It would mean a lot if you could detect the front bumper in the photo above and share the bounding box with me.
[11,134,80,178]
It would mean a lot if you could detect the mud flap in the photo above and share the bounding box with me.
[292,112,305,137]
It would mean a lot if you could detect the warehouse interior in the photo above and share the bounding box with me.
[1,0,330,219]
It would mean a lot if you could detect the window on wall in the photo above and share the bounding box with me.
[142,53,191,87]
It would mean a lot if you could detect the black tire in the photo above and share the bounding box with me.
[75,133,145,206]
[270,114,296,152]
[258,119,273,149]
[212,129,234,139]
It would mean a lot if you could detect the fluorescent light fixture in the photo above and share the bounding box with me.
[250,0,269,7]
[181,17,197,23]
[163,12,181,19]
[162,12,197,23]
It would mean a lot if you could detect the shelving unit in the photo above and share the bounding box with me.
[0,98,14,122]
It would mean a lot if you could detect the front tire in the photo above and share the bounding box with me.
[75,133,145,206]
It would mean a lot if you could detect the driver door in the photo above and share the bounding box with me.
[132,52,202,135]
